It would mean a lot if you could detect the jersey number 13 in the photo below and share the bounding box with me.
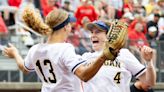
[36,59,56,83]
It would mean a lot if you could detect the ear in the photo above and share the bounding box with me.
[63,25,67,32]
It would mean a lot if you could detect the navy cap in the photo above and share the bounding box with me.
[69,15,76,22]
[86,20,110,32]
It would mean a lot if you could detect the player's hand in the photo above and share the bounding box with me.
[140,46,153,62]
[3,43,19,58]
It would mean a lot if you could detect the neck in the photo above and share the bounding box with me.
[46,32,66,44]
[94,48,103,52]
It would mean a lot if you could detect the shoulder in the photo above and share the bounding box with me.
[62,43,74,49]
[82,52,92,58]
[118,48,140,63]
[28,44,40,52]
[52,43,74,48]
[119,48,131,55]
[58,43,76,53]
[82,51,101,60]
[118,48,135,59]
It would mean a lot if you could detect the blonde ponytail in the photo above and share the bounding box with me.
[22,6,52,36]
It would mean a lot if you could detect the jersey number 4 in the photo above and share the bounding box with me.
[114,72,121,84]
[36,60,56,83]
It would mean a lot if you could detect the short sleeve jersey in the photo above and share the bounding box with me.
[24,43,85,92]
[82,48,146,92]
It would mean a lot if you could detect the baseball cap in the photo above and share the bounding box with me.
[45,9,76,31]
[148,26,157,32]
[123,12,134,20]
[69,15,76,22]
[86,20,110,32]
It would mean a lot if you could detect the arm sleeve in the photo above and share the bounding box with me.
[24,46,36,72]
[62,44,86,73]
[119,49,146,78]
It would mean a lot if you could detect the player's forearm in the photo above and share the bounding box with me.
[14,53,29,74]
[145,61,156,86]
[143,62,156,87]
[75,54,107,82]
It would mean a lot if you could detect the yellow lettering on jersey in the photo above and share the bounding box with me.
[103,59,121,68]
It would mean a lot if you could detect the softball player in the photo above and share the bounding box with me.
[3,8,110,92]
[81,20,156,92]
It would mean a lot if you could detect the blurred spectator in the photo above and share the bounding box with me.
[16,0,35,22]
[75,0,98,27]
[140,6,147,17]
[0,15,8,34]
[146,26,157,67]
[61,0,81,11]
[158,13,164,38]
[120,12,134,25]
[0,0,9,20]
[128,22,149,60]
[54,0,62,8]
[62,0,74,15]
[94,1,106,20]
[20,29,34,48]
[145,0,156,16]
[159,33,164,68]
[0,0,8,5]
[41,0,57,17]
[62,0,71,12]
[78,17,92,55]
[94,0,115,20]
[15,0,37,42]
[102,1,115,19]
[7,0,22,26]
[104,0,123,19]
[0,14,8,45]
[67,17,81,54]
[14,0,38,48]
[128,15,148,34]
[8,0,22,7]
[157,0,164,15]
[147,13,160,37]
[105,0,123,10]
[128,22,149,47]
[141,0,149,6]
[123,0,135,13]
[146,6,161,21]
[0,0,18,26]
[33,0,41,10]
[159,14,164,65]
[146,26,158,48]
[133,4,146,17]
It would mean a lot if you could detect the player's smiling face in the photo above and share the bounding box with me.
[90,28,107,51]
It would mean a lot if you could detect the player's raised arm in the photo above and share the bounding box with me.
[74,54,107,82]
[137,46,156,87]
[3,43,29,74]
